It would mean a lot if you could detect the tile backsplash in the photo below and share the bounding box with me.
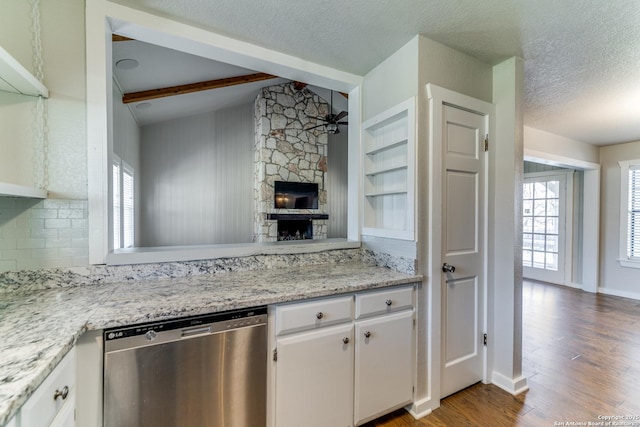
[0,197,88,271]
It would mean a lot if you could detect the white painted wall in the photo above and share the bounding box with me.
[488,57,528,395]
[524,126,599,166]
[0,0,86,197]
[112,84,141,245]
[417,36,493,104]
[598,141,640,299]
[0,0,89,272]
[327,131,348,239]
[139,104,254,247]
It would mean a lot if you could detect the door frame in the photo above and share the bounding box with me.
[523,150,600,293]
[425,84,493,408]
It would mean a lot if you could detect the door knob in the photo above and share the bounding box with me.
[442,263,456,273]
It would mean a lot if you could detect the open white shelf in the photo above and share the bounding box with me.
[0,182,47,199]
[361,98,415,240]
[0,45,49,98]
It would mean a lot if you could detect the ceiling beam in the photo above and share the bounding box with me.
[122,72,278,104]
[112,34,135,42]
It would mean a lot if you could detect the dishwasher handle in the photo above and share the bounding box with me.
[181,326,212,338]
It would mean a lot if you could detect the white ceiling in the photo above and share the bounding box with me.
[111,0,640,146]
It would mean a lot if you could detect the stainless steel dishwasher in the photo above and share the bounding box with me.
[103,306,267,427]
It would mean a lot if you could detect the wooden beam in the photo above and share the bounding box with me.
[122,72,278,104]
[293,81,308,91]
[112,34,135,42]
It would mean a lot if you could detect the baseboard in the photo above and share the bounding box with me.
[491,372,529,395]
[406,396,436,419]
[597,287,640,301]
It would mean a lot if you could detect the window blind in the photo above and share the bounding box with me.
[113,162,121,249]
[629,167,640,259]
[123,167,134,248]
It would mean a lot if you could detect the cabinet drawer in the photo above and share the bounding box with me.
[21,347,76,427]
[355,285,414,319]
[276,295,353,336]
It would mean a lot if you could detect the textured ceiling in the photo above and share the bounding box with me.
[112,0,640,145]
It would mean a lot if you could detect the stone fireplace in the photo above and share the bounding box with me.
[253,82,329,242]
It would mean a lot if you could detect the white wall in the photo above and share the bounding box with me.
[140,104,254,246]
[598,141,640,299]
[488,57,528,395]
[0,0,89,272]
[0,0,86,197]
[327,130,348,238]
[524,126,599,166]
[112,84,141,245]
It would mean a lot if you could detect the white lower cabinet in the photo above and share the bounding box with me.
[354,310,414,425]
[273,285,416,427]
[275,323,354,427]
[10,347,76,427]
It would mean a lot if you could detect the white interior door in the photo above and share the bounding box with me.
[523,172,571,285]
[440,105,486,398]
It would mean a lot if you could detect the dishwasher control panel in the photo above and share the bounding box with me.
[104,306,267,342]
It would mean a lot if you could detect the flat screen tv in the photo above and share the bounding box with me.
[274,181,319,209]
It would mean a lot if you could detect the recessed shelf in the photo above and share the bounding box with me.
[365,190,407,197]
[0,45,49,98]
[365,165,408,177]
[0,182,47,199]
[365,139,407,155]
[362,97,415,241]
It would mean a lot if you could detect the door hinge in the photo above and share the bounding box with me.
[413,318,416,329]
[484,135,489,152]
[273,348,277,362]
[483,333,488,346]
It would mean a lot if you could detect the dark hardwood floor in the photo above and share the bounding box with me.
[363,280,640,426]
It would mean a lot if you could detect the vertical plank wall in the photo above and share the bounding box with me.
[140,104,254,246]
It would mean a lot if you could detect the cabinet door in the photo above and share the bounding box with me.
[275,323,354,427]
[354,310,414,426]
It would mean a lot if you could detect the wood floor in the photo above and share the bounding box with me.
[363,280,640,426]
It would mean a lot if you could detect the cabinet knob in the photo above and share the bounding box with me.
[342,337,350,344]
[316,312,324,319]
[364,331,371,338]
[53,385,69,401]
[385,299,393,306]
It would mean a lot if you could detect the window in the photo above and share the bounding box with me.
[619,160,640,267]
[113,160,121,249]
[113,155,134,249]
[522,170,573,285]
[523,179,561,271]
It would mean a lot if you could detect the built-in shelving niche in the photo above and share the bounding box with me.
[361,98,415,240]
[0,45,48,199]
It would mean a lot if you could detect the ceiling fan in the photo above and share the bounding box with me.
[307,90,348,134]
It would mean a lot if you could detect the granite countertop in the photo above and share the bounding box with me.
[0,261,421,426]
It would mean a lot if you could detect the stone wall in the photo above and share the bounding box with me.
[254,83,329,242]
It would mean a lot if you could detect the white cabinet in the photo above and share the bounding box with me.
[362,98,415,240]
[354,311,414,425]
[275,323,354,427]
[272,285,415,427]
[10,348,75,427]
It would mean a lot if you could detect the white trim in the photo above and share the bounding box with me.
[524,150,600,293]
[406,397,435,420]
[522,170,573,286]
[87,0,363,265]
[106,239,361,265]
[491,372,529,396]
[618,159,640,268]
[426,83,493,404]
[597,286,640,301]
[524,148,599,170]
